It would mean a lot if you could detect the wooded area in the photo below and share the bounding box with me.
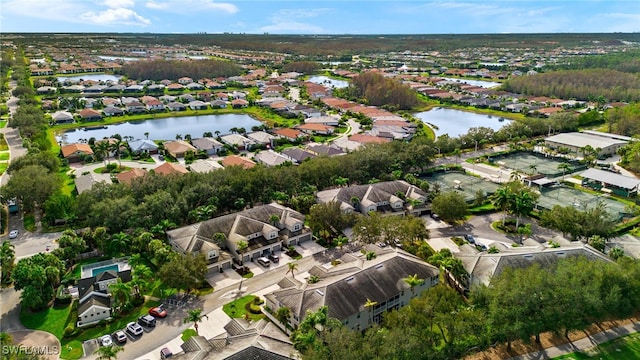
[121,59,243,81]
[335,72,418,110]
[503,69,640,102]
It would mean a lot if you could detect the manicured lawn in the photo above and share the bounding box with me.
[552,332,640,359]
[222,295,264,321]
[0,120,7,128]
[0,152,9,160]
[0,163,7,175]
[20,304,72,339]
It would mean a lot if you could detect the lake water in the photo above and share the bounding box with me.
[415,108,510,138]
[307,75,349,89]
[98,55,140,62]
[440,77,501,88]
[57,114,262,143]
[57,74,122,83]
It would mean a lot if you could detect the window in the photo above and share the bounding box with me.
[269,232,277,239]
[207,250,217,259]
[293,223,301,231]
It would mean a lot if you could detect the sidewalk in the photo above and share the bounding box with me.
[508,321,640,360]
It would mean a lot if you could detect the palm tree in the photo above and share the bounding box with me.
[528,164,538,175]
[269,214,280,227]
[213,233,226,248]
[491,186,513,225]
[108,279,132,313]
[183,308,209,335]
[108,232,131,256]
[275,306,291,327]
[175,134,183,140]
[403,274,425,296]
[364,298,377,324]
[335,235,348,250]
[96,140,111,166]
[286,262,298,278]
[557,162,572,181]
[512,191,536,230]
[144,132,149,140]
[110,138,124,167]
[236,240,248,265]
[509,170,523,181]
[94,345,124,360]
[452,148,461,165]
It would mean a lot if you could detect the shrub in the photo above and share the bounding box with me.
[253,297,264,305]
[246,302,263,314]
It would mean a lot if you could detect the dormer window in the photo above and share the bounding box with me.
[293,223,301,231]
[269,232,277,239]
[207,250,218,259]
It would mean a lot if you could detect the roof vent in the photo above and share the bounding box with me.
[375,264,383,270]
[523,255,534,260]
[555,252,566,257]
[315,289,325,296]
[345,276,355,282]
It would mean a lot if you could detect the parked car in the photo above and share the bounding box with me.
[112,330,127,344]
[126,322,143,336]
[100,334,113,347]
[268,254,280,263]
[138,314,156,327]
[148,304,168,318]
[430,213,440,221]
[160,347,173,359]
[8,230,18,239]
[464,234,476,244]
[257,257,271,267]
[477,243,488,251]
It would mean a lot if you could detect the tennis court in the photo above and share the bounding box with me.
[537,185,628,221]
[493,152,584,177]
[428,171,500,202]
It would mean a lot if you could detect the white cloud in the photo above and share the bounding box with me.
[80,8,151,26]
[598,12,640,32]
[259,21,325,34]
[145,0,238,13]
[274,8,333,19]
[103,0,135,9]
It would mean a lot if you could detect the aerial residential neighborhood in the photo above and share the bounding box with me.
[1,3,640,360]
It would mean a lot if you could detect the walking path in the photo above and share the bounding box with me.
[508,320,640,360]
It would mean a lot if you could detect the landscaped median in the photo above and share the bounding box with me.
[222,295,265,322]
[20,298,160,360]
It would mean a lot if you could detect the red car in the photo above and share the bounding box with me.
[148,304,168,318]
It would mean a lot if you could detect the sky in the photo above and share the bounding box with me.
[1,0,639,34]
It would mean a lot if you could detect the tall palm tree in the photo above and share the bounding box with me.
[183,308,209,335]
[491,186,513,225]
[275,306,291,327]
[452,148,461,165]
[528,164,538,175]
[269,215,280,227]
[286,262,298,278]
[557,162,572,181]
[110,138,124,167]
[96,141,111,166]
[109,232,131,256]
[512,191,536,230]
[94,345,124,360]
[364,298,377,324]
[403,274,425,296]
[144,132,149,140]
[236,240,248,265]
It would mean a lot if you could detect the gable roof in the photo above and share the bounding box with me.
[272,128,303,139]
[316,180,426,211]
[75,172,113,194]
[163,140,197,155]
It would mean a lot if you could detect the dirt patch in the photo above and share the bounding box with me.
[464,316,640,360]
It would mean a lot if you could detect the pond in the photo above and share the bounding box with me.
[56,114,262,143]
[440,77,501,89]
[307,75,349,89]
[415,108,510,138]
[57,74,123,83]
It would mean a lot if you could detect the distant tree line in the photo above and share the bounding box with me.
[121,59,244,81]
[335,72,418,110]
[282,61,320,74]
[503,69,640,102]
[605,102,640,137]
[299,256,640,359]
[548,49,640,73]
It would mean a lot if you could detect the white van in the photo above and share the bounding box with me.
[257,257,271,267]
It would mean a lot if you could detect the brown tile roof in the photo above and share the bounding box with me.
[116,168,148,184]
[154,162,189,176]
[296,123,334,132]
[349,134,391,144]
[61,143,94,158]
[78,108,101,118]
[272,128,303,139]
[221,155,256,169]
